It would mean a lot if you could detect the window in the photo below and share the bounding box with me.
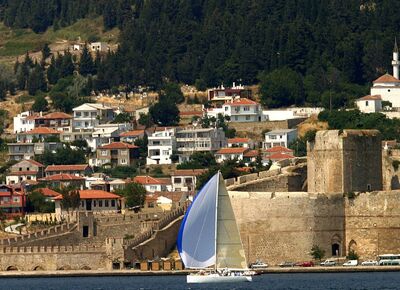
[84,112,89,117]
[105,200,109,207]
[245,116,250,120]
[224,106,228,111]
[81,201,84,207]
[234,116,238,121]
[150,185,157,191]
[13,197,20,202]
[99,200,103,207]
[101,150,108,156]
[75,112,81,117]
[121,159,127,164]
[162,150,169,155]
[111,200,115,207]
[269,135,277,140]
[244,106,250,111]
[174,178,182,184]
[366,101,369,106]
[93,200,97,207]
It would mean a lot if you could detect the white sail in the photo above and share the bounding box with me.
[177,173,218,268]
[216,173,248,269]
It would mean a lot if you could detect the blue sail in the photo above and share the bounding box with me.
[177,173,219,268]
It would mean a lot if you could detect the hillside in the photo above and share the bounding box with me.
[0,17,119,66]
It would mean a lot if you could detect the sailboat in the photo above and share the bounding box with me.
[177,172,253,283]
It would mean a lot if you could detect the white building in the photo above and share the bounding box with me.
[355,95,382,113]
[369,40,400,109]
[206,98,262,122]
[13,111,37,134]
[72,103,115,132]
[207,83,252,102]
[133,176,171,193]
[90,42,108,52]
[88,123,132,151]
[227,137,255,149]
[171,169,207,192]
[147,128,177,165]
[176,127,227,162]
[264,129,297,149]
[215,147,248,163]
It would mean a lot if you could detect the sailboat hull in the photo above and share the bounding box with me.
[187,274,252,283]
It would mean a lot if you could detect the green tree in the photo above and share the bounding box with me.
[37,146,86,166]
[115,182,146,208]
[347,250,359,260]
[310,245,325,261]
[177,151,216,169]
[41,43,51,62]
[27,64,47,95]
[259,67,304,108]
[31,94,48,112]
[164,82,184,104]
[59,187,80,210]
[112,112,132,123]
[149,96,180,126]
[26,190,55,213]
[138,113,153,128]
[79,45,95,76]
[289,129,317,157]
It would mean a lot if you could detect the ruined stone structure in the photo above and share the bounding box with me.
[308,130,382,193]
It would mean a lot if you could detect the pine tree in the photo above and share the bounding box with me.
[60,50,75,78]
[31,94,48,112]
[27,64,47,95]
[79,44,94,76]
[47,55,59,85]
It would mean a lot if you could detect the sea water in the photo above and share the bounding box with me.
[1,272,399,290]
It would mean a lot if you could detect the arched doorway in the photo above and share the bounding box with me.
[332,243,340,256]
[331,234,342,256]
[348,240,357,253]
[6,266,18,271]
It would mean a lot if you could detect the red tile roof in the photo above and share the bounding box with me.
[23,127,60,135]
[54,190,121,200]
[216,147,248,154]
[265,146,293,153]
[228,137,250,144]
[357,95,382,101]
[98,142,138,149]
[243,150,258,157]
[225,98,259,106]
[37,188,60,197]
[268,152,295,160]
[133,176,169,185]
[13,159,45,167]
[45,164,90,172]
[36,112,72,119]
[172,169,207,176]
[38,174,85,181]
[179,111,203,116]
[373,73,400,83]
[119,130,145,137]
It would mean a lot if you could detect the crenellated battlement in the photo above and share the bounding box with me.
[0,244,105,254]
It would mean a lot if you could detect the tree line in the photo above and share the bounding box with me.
[2,1,400,109]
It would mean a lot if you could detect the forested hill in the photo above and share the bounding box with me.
[2,0,400,107]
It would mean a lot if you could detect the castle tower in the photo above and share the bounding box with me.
[307,130,382,194]
[392,38,400,79]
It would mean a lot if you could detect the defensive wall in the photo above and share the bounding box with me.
[230,190,400,265]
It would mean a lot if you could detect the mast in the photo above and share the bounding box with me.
[214,171,220,271]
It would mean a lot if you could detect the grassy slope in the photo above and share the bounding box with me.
[0,16,119,60]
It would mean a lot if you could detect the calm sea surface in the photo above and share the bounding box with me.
[1,272,400,290]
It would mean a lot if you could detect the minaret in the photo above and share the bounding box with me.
[392,38,400,79]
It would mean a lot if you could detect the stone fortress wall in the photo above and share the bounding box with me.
[1,129,399,270]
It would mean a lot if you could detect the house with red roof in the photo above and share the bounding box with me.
[120,130,145,144]
[207,83,252,102]
[36,187,61,200]
[45,164,92,177]
[227,137,255,149]
[263,146,293,156]
[267,152,295,162]
[38,174,86,189]
[13,111,38,134]
[215,147,258,165]
[34,112,73,132]
[16,127,61,143]
[0,184,26,218]
[171,169,207,192]
[96,142,139,167]
[6,159,45,185]
[206,98,262,122]
[133,176,172,192]
[355,95,382,113]
[54,189,122,218]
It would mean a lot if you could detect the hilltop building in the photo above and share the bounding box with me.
[355,95,382,113]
